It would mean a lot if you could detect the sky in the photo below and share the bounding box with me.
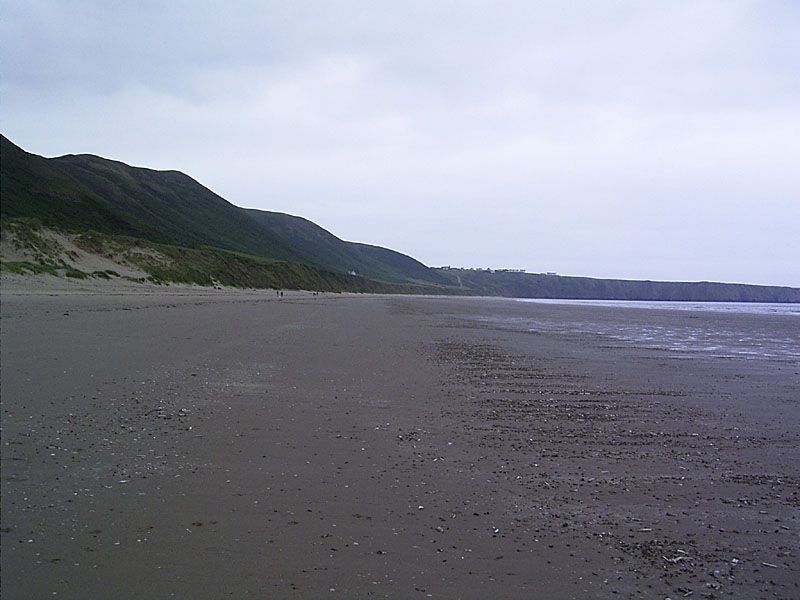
[2,1,799,286]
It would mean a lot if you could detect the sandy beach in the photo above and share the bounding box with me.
[1,278,798,599]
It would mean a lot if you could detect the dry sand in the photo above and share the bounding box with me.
[0,229,151,279]
[1,278,798,599]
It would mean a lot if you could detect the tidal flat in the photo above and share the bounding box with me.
[1,279,798,599]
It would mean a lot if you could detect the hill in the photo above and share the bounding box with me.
[435,268,800,303]
[0,134,151,237]
[244,210,450,285]
[0,220,433,294]
[2,134,797,301]
[0,135,445,285]
[1,135,299,260]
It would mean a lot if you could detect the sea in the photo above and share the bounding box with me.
[502,299,800,361]
[516,299,800,316]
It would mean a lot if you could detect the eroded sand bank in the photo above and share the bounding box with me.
[1,279,798,598]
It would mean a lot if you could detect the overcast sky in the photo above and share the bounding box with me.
[2,1,798,285]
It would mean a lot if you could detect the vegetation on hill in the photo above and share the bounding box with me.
[1,135,151,237]
[75,233,422,292]
[245,209,449,284]
[1,135,448,285]
[2,134,797,301]
[52,153,300,261]
[0,219,429,293]
[351,242,450,285]
[434,268,800,303]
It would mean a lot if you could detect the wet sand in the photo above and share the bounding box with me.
[1,282,798,598]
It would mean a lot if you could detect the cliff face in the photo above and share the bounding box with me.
[434,269,800,303]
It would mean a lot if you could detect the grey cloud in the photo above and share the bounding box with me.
[1,0,798,285]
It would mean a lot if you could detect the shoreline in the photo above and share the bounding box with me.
[2,282,798,598]
[4,271,799,304]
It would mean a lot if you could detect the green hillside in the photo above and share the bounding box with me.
[72,231,427,293]
[0,135,152,237]
[2,134,797,301]
[1,135,448,285]
[435,268,800,303]
[52,155,301,262]
[351,243,450,285]
[245,209,449,285]
[1,135,299,260]
[0,219,434,294]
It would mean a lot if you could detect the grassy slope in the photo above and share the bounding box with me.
[50,153,300,261]
[0,220,431,293]
[436,268,800,303]
[351,242,450,285]
[245,209,450,285]
[3,135,797,300]
[86,236,424,293]
[2,135,448,285]
[1,135,153,237]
